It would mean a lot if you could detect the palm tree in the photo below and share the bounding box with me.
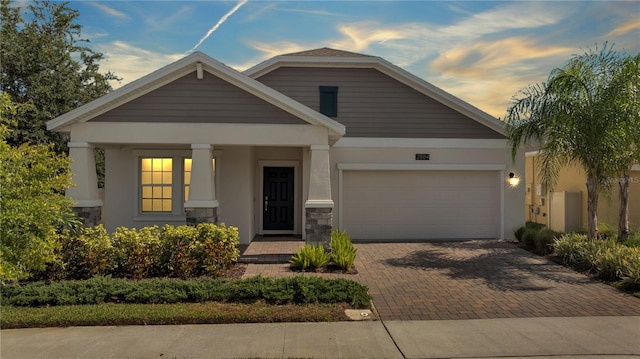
[505,44,633,239]
[606,54,640,241]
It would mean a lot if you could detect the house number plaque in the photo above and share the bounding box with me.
[415,153,430,160]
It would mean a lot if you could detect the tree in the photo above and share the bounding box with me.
[0,93,77,282]
[606,54,640,241]
[505,44,636,240]
[0,0,118,153]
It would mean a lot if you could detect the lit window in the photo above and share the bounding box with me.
[184,158,191,201]
[183,158,215,201]
[141,158,172,212]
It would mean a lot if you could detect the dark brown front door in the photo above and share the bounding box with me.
[263,167,294,231]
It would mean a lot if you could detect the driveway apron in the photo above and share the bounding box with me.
[353,240,640,321]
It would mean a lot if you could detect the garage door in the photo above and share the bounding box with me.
[342,170,499,240]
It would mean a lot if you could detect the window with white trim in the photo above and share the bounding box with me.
[140,158,173,212]
[138,153,218,215]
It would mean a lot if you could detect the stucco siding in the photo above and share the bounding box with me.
[218,146,254,244]
[90,71,307,125]
[526,155,640,231]
[103,145,257,244]
[256,67,504,139]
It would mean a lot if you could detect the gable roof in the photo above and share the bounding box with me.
[283,47,374,58]
[47,52,345,140]
[245,48,505,136]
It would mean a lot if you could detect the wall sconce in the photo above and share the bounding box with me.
[508,172,520,187]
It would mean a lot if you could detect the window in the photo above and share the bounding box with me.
[184,158,192,202]
[319,86,338,117]
[138,151,219,217]
[141,158,173,212]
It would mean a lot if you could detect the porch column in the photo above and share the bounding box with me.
[305,145,333,249]
[185,144,218,225]
[67,142,102,227]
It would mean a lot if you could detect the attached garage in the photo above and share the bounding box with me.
[341,169,501,240]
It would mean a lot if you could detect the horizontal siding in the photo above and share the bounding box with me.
[256,67,504,139]
[91,71,307,125]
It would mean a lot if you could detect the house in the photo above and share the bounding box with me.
[47,48,524,246]
[525,152,640,233]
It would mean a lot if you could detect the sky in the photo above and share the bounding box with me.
[14,0,640,118]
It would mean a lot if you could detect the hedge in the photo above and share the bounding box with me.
[1,276,372,308]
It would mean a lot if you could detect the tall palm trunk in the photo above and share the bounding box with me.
[618,171,630,242]
[586,174,599,239]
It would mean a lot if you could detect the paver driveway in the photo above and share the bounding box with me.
[241,239,640,321]
[355,240,640,320]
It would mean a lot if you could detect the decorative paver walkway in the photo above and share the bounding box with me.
[239,238,640,321]
[240,236,353,279]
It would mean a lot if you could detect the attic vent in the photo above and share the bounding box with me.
[196,62,203,79]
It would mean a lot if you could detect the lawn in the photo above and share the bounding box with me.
[1,301,349,329]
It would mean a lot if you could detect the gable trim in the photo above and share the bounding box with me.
[47,52,345,140]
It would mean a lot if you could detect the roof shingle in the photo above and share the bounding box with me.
[282,47,373,58]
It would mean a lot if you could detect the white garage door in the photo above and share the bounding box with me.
[342,170,500,240]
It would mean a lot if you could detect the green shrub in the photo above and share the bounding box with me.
[196,223,240,277]
[534,228,561,255]
[57,235,91,280]
[589,240,624,280]
[158,224,200,278]
[0,114,76,281]
[112,226,160,279]
[40,223,240,281]
[618,250,640,291]
[553,233,640,284]
[553,233,590,269]
[290,245,331,270]
[82,225,115,277]
[330,230,357,270]
[53,225,113,280]
[522,228,539,249]
[514,226,527,242]
[622,232,640,247]
[516,222,546,247]
[158,223,240,278]
[1,276,372,308]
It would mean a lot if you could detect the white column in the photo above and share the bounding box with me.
[67,142,102,207]
[305,145,334,208]
[184,144,218,208]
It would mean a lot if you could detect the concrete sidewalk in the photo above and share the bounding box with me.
[2,316,639,358]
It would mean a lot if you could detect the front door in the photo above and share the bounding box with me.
[263,167,294,231]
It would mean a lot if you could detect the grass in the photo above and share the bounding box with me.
[1,301,349,329]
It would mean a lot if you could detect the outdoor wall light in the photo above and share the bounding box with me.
[508,172,520,187]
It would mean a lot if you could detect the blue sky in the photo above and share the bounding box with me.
[16,1,640,117]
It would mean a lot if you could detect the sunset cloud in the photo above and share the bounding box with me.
[332,23,406,52]
[430,38,572,78]
[96,41,184,88]
[606,18,640,37]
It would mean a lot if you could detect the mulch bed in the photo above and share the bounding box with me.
[290,264,358,275]
[220,263,247,279]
